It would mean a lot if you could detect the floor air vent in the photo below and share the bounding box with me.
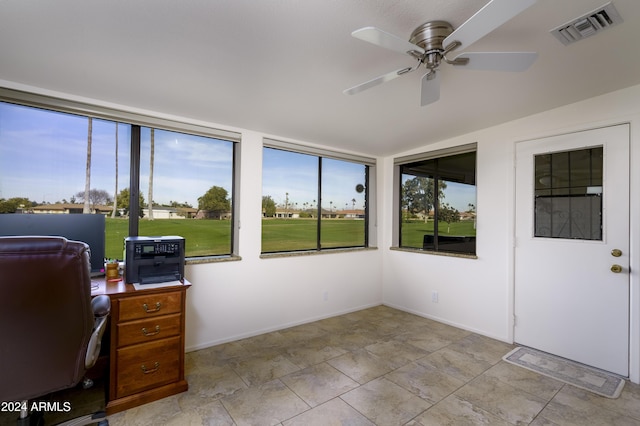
[550,2,623,45]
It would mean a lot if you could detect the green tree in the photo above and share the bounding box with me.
[198,186,230,216]
[401,177,446,220]
[262,195,276,217]
[116,188,146,217]
[0,197,35,213]
[438,202,460,233]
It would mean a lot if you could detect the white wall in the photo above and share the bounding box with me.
[184,130,384,351]
[380,83,640,382]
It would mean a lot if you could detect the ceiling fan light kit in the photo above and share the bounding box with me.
[344,0,539,106]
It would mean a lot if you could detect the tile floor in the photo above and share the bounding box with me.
[107,306,640,425]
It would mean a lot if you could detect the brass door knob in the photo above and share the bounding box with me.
[611,264,623,273]
[611,249,622,257]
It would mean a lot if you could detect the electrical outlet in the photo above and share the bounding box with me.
[323,291,329,302]
[432,291,439,303]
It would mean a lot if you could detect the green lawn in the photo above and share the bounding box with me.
[261,218,365,252]
[105,218,365,258]
[105,218,231,259]
[105,218,474,258]
[400,220,476,248]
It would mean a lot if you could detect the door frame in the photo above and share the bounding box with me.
[508,121,638,382]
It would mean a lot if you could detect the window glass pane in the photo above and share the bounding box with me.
[320,158,366,249]
[0,101,130,261]
[534,147,602,240]
[262,147,318,252]
[399,151,476,254]
[139,127,234,256]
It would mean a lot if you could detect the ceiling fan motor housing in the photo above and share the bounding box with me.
[408,21,454,69]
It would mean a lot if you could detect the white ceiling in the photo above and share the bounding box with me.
[1,0,639,156]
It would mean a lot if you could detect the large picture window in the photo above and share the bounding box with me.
[396,145,476,255]
[0,92,238,260]
[261,141,373,253]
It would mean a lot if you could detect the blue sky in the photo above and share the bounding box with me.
[0,102,233,207]
[262,148,367,211]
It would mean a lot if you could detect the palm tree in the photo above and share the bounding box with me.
[148,128,155,220]
[111,123,119,218]
[83,118,92,214]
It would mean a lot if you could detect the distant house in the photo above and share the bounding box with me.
[32,203,112,215]
[142,205,198,219]
[340,209,365,219]
[273,208,300,218]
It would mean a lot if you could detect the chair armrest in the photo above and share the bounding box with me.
[91,295,111,318]
[85,295,111,369]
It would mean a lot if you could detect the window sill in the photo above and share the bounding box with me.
[390,246,478,260]
[185,255,242,265]
[260,246,377,259]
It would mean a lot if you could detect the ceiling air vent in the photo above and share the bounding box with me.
[550,2,623,45]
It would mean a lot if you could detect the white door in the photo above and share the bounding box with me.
[514,124,629,376]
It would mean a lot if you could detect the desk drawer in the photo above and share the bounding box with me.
[116,336,181,398]
[118,291,182,321]
[117,313,181,347]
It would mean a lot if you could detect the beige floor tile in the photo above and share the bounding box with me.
[229,348,301,386]
[417,346,493,383]
[385,360,466,404]
[184,363,248,400]
[340,377,432,425]
[454,375,548,425]
[364,339,428,368]
[221,379,309,426]
[283,398,375,426]
[327,348,395,384]
[280,363,359,407]
[410,394,512,426]
[282,337,348,369]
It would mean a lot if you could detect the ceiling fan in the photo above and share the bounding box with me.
[344,0,539,106]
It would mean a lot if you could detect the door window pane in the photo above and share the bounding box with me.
[534,147,603,240]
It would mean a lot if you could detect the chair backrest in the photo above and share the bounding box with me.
[0,236,94,401]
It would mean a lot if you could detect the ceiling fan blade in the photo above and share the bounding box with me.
[454,52,538,71]
[420,71,441,106]
[352,26,425,56]
[344,67,413,95]
[443,0,538,52]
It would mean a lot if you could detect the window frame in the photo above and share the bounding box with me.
[0,87,241,260]
[261,139,377,255]
[393,143,477,257]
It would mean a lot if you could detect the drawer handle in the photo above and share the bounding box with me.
[142,302,162,313]
[141,362,160,374]
[142,325,161,336]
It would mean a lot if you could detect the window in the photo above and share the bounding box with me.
[534,147,603,240]
[396,145,476,255]
[0,90,239,260]
[261,140,374,253]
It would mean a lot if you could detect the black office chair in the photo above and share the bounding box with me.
[0,236,111,425]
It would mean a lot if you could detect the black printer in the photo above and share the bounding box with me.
[124,236,185,284]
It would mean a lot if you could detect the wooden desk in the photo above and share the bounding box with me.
[92,278,190,415]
